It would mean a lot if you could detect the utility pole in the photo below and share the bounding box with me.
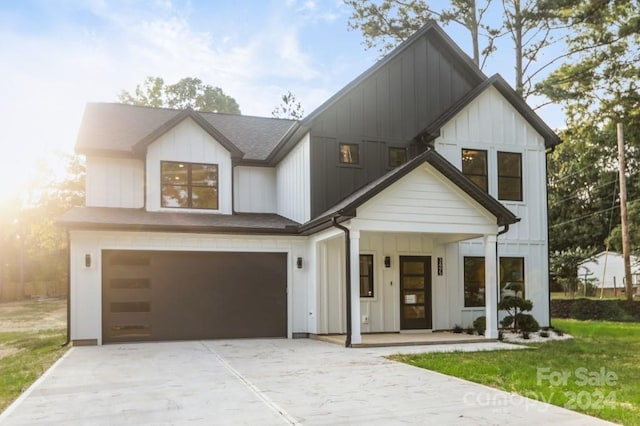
[617,122,633,301]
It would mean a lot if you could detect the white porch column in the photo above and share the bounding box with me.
[484,234,499,339]
[350,230,362,345]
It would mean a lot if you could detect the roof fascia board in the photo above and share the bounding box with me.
[416,74,561,148]
[300,21,485,127]
[132,108,245,158]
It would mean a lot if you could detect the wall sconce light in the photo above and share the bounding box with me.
[384,256,391,268]
[85,254,92,268]
[296,257,303,269]
[437,257,443,276]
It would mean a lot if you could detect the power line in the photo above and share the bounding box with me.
[550,198,640,229]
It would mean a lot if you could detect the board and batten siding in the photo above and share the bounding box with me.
[69,230,310,344]
[276,133,310,224]
[234,166,277,213]
[434,85,550,327]
[85,157,144,208]
[309,32,482,219]
[145,117,233,214]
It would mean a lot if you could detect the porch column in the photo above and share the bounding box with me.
[350,230,362,344]
[484,234,499,339]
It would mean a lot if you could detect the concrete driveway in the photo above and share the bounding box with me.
[0,339,615,425]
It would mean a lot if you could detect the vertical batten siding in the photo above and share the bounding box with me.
[145,118,233,214]
[85,157,144,208]
[233,166,277,213]
[68,230,309,344]
[434,85,551,327]
[276,133,310,223]
[309,31,480,219]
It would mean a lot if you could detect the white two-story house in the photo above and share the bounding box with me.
[60,22,560,346]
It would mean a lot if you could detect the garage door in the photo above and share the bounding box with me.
[102,250,287,343]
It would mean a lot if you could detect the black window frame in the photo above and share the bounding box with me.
[339,143,360,166]
[463,256,485,308]
[461,149,488,192]
[500,257,525,299]
[388,147,407,168]
[497,151,523,201]
[161,161,219,210]
[359,254,374,298]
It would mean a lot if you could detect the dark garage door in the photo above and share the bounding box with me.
[102,250,287,343]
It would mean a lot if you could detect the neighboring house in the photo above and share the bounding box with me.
[59,22,560,346]
[578,251,640,294]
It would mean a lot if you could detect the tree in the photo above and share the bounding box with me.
[271,91,305,120]
[344,0,564,98]
[550,247,597,297]
[119,76,241,114]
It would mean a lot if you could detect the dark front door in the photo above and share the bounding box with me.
[400,256,432,330]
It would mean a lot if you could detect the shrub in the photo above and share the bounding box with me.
[473,316,486,335]
[515,313,540,333]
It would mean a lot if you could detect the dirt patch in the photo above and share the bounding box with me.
[0,298,67,332]
[0,346,21,360]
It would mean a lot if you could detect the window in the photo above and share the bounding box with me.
[339,143,360,165]
[463,257,485,307]
[500,257,525,300]
[360,255,374,297]
[461,149,488,191]
[389,147,407,168]
[161,161,218,209]
[497,152,522,201]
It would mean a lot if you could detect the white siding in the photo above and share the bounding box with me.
[234,166,277,213]
[85,157,144,208]
[277,133,310,223]
[356,164,497,235]
[146,118,233,214]
[69,230,309,344]
[434,85,551,327]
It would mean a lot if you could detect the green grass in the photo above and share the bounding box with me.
[391,319,640,425]
[0,328,67,412]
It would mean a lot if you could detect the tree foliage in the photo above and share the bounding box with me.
[118,76,241,114]
[550,247,597,297]
[271,91,305,120]
[344,0,566,98]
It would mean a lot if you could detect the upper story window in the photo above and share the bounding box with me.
[389,147,407,168]
[161,161,218,209]
[461,149,488,191]
[497,152,522,201]
[339,143,360,165]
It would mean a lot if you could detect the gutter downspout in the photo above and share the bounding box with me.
[331,216,352,347]
[545,145,556,327]
[495,224,510,335]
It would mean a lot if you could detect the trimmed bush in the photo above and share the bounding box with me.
[473,316,486,335]
[550,299,640,322]
[515,313,540,332]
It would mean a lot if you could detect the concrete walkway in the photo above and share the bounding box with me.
[0,339,615,425]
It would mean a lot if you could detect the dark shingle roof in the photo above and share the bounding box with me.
[76,103,297,161]
[58,207,300,234]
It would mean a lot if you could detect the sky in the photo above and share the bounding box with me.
[0,0,564,206]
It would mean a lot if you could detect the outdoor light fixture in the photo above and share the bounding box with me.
[384,256,391,268]
[296,257,303,269]
[85,254,92,268]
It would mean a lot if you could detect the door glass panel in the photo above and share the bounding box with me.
[403,276,424,289]
[403,262,424,274]
[403,306,425,319]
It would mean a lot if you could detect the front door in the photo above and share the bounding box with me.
[400,256,432,330]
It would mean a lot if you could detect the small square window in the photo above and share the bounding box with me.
[339,143,360,165]
[389,147,407,168]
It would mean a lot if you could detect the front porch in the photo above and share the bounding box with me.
[312,332,492,348]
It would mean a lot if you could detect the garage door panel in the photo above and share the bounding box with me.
[102,250,287,343]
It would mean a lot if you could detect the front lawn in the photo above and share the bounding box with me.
[392,319,640,425]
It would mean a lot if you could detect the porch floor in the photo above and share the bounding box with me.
[312,332,493,348]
